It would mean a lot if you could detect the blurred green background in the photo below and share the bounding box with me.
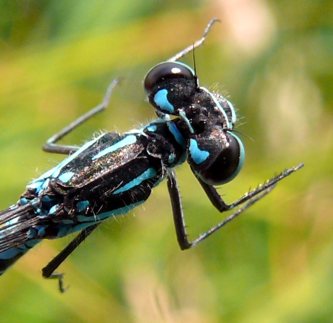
[0,1,332,322]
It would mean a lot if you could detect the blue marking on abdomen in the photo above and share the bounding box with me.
[56,222,91,238]
[154,89,175,113]
[0,247,22,260]
[92,135,137,160]
[113,168,157,194]
[189,139,209,164]
[0,239,40,260]
[28,226,46,238]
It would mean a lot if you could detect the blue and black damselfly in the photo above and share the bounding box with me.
[0,19,303,292]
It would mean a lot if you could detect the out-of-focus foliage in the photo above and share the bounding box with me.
[0,1,332,322]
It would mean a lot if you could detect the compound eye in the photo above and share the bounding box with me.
[207,132,244,185]
[191,132,245,185]
[144,62,195,95]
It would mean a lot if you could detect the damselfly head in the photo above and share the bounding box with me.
[144,60,245,186]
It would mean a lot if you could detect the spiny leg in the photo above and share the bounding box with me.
[43,79,120,155]
[168,170,274,249]
[195,163,304,212]
[168,172,274,250]
[42,224,99,293]
[167,163,303,250]
[167,18,220,62]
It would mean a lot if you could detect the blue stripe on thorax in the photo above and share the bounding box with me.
[58,171,75,183]
[92,134,137,160]
[113,168,157,195]
[28,134,104,192]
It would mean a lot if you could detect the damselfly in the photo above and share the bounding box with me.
[0,19,303,292]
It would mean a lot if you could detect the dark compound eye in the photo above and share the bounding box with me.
[203,132,244,185]
[189,131,245,185]
[144,62,195,95]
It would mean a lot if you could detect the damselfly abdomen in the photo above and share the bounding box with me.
[0,19,303,292]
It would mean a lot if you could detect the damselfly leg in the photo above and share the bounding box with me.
[43,79,120,155]
[42,225,98,292]
[194,164,304,212]
[168,163,303,249]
